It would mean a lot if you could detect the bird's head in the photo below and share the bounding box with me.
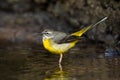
[42,29,54,40]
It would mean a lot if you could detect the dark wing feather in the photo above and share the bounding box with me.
[58,35,81,43]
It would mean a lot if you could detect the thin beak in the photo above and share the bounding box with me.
[41,32,45,34]
[34,32,42,36]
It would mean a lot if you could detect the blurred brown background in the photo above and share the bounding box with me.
[0,0,119,45]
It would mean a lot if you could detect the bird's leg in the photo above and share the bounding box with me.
[59,54,63,71]
[59,54,63,65]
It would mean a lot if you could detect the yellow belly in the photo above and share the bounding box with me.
[43,39,77,54]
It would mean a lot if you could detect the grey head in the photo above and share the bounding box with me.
[42,29,67,43]
[42,29,54,40]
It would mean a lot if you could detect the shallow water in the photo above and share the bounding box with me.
[0,44,120,80]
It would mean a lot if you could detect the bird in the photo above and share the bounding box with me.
[42,17,108,65]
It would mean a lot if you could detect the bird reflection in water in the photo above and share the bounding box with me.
[45,65,70,80]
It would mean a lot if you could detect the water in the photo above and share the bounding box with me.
[0,44,120,80]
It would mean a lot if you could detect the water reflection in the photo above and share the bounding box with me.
[0,47,120,80]
[45,69,69,80]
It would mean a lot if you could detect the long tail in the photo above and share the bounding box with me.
[71,17,108,37]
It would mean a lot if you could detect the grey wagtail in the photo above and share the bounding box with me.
[42,17,107,65]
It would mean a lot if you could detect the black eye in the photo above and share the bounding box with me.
[46,33,49,34]
[45,33,49,35]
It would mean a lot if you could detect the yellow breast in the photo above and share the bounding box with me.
[43,38,77,54]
